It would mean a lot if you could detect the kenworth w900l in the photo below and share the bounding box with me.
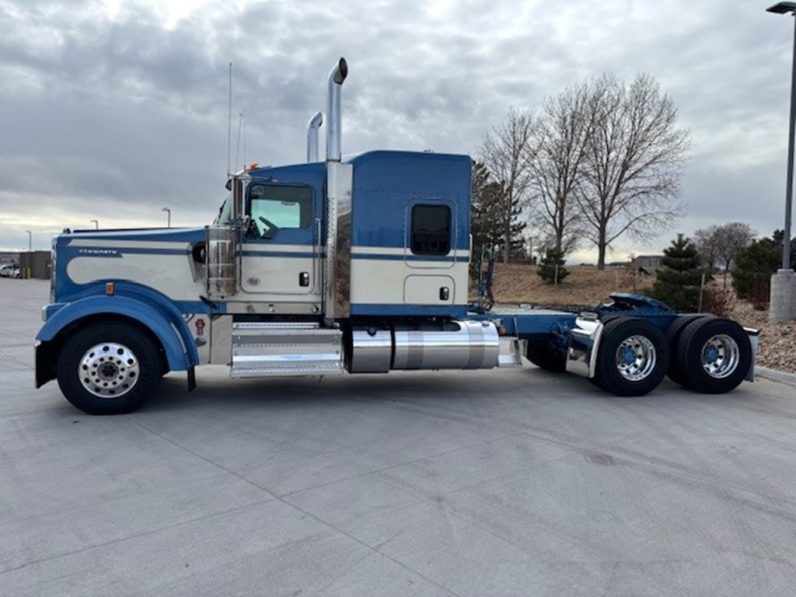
[34,58,758,414]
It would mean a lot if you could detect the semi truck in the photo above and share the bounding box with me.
[34,58,758,415]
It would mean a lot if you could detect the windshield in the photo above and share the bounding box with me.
[214,194,232,225]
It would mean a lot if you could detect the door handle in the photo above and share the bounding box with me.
[439,287,450,301]
[299,272,310,287]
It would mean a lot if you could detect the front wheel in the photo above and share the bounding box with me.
[56,323,163,414]
[594,317,669,397]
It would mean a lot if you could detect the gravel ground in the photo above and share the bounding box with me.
[730,301,796,374]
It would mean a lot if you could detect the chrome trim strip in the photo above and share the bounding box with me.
[324,161,353,323]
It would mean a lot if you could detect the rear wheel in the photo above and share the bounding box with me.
[594,318,669,397]
[56,323,163,414]
[675,318,751,394]
[666,314,713,387]
[526,335,567,373]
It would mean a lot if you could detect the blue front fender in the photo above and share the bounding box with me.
[37,294,199,372]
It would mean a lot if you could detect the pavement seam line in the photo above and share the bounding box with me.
[278,433,516,500]
[128,416,280,499]
[278,497,465,597]
[0,497,274,577]
[128,418,462,595]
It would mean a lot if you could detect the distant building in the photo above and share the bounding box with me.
[18,251,52,279]
[634,255,664,272]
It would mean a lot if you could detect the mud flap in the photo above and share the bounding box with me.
[187,366,196,392]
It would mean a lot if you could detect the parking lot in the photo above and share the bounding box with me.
[2,278,796,596]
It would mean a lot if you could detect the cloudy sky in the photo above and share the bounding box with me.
[0,0,792,262]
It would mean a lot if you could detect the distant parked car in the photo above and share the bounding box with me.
[0,264,20,278]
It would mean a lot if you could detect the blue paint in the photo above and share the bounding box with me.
[352,303,469,318]
[63,227,205,243]
[245,162,326,246]
[350,253,469,263]
[62,247,191,258]
[37,289,199,371]
[54,227,207,306]
[240,250,321,258]
[471,310,578,338]
[348,151,471,251]
[620,346,636,365]
[704,345,719,363]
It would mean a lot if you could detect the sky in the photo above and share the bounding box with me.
[0,0,792,263]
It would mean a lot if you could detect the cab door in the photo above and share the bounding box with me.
[239,182,321,302]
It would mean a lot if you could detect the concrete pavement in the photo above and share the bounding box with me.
[2,278,796,596]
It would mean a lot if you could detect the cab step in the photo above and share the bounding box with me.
[230,322,345,378]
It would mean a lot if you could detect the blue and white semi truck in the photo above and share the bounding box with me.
[34,58,757,415]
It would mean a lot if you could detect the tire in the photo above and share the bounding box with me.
[666,314,713,387]
[526,335,567,373]
[56,323,163,414]
[594,317,669,397]
[674,318,752,394]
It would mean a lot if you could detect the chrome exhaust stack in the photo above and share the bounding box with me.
[306,111,323,162]
[326,57,348,162]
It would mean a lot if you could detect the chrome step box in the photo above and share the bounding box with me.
[230,322,344,378]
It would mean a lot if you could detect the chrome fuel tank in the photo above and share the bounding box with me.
[391,320,499,370]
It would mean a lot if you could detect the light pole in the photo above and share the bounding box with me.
[162,207,171,228]
[25,230,32,252]
[768,2,796,321]
[90,219,99,230]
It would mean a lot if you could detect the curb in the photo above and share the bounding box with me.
[756,366,796,387]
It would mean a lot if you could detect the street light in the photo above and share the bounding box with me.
[90,219,99,230]
[768,2,796,321]
[162,207,171,228]
[768,2,796,270]
[25,230,32,252]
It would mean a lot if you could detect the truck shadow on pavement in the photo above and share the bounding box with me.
[139,367,761,415]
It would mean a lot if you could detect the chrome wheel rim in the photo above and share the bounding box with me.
[701,334,739,379]
[78,342,140,398]
[615,335,657,381]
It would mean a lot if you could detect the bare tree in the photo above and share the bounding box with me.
[528,82,592,255]
[714,222,755,286]
[694,222,755,286]
[577,74,689,269]
[693,225,720,271]
[480,108,535,263]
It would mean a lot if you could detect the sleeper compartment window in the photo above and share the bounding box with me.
[411,204,451,256]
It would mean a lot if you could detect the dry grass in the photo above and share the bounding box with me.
[474,263,655,307]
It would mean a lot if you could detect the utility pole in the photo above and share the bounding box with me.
[767,2,796,321]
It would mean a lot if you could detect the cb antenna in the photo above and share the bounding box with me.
[235,110,244,171]
[226,62,232,177]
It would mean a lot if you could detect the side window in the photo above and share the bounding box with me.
[248,184,312,237]
[411,204,451,255]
